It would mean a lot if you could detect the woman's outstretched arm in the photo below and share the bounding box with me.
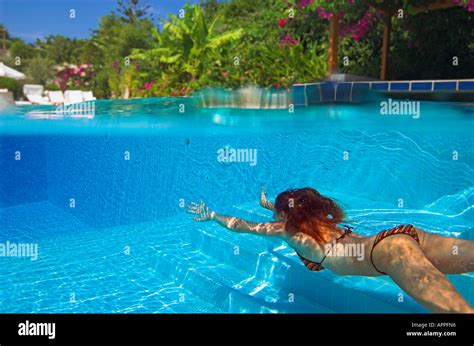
[260,185,275,211]
[187,201,285,238]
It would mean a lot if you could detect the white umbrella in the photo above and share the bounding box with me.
[0,62,26,80]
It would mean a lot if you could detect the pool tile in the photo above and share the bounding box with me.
[352,83,370,102]
[306,84,321,104]
[389,82,410,91]
[371,82,389,91]
[458,81,474,91]
[434,81,457,91]
[411,82,433,91]
[335,83,351,102]
[291,85,306,106]
[320,82,336,102]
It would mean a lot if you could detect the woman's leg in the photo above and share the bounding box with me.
[372,235,473,313]
[419,228,474,274]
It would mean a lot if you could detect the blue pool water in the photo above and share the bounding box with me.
[0,98,473,313]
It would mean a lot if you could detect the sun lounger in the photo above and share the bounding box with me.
[14,101,31,105]
[82,91,96,102]
[23,84,52,105]
[47,90,65,105]
[64,90,84,105]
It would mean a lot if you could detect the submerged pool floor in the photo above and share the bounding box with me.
[0,197,473,313]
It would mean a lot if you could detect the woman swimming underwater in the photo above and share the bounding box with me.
[187,187,474,313]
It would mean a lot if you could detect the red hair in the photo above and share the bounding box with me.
[274,188,345,244]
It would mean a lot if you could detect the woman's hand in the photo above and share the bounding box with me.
[260,185,275,211]
[260,185,268,207]
[186,201,216,222]
[187,199,285,238]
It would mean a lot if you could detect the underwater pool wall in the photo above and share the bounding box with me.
[0,136,49,208]
[0,128,474,227]
[1,130,469,229]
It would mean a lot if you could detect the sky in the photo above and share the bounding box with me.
[0,0,199,43]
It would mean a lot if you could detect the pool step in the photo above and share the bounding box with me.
[144,238,333,313]
[187,209,426,313]
[150,211,473,313]
[0,205,226,314]
[190,228,290,287]
[269,248,427,313]
[106,211,452,313]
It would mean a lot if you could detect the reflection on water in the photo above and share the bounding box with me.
[196,86,290,109]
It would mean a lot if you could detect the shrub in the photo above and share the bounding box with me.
[0,77,23,99]
[44,82,60,91]
[24,56,55,85]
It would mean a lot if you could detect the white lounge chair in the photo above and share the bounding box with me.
[47,90,65,105]
[64,90,84,105]
[14,101,31,106]
[23,84,52,105]
[82,91,96,102]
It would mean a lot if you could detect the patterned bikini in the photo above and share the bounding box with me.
[297,224,420,275]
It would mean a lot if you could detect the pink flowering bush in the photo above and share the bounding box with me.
[465,0,474,11]
[280,34,299,47]
[134,75,197,98]
[340,8,377,41]
[316,7,334,20]
[55,63,94,90]
[453,0,474,11]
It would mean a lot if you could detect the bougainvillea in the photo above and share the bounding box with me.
[463,0,474,11]
[280,33,299,47]
[55,63,95,90]
[339,8,380,41]
[315,7,335,20]
[284,0,473,43]
[290,0,473,13]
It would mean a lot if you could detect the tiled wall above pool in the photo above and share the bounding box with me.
[292,79,474,105]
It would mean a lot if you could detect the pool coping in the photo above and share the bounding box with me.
[292,79,474,105]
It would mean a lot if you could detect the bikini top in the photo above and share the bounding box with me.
[296,225,353,272]
[297,224,420,273]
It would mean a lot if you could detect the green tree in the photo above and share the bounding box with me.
[35,35,87,65]
[202,0,326,88]
[8,40,37,67]
[389,6,474,79]
[116,0,152,24]
[199,0,220,21]
[88,6,154,98]
[132,4,244,89]
[24,56,55,84]
[285,0,474,80]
